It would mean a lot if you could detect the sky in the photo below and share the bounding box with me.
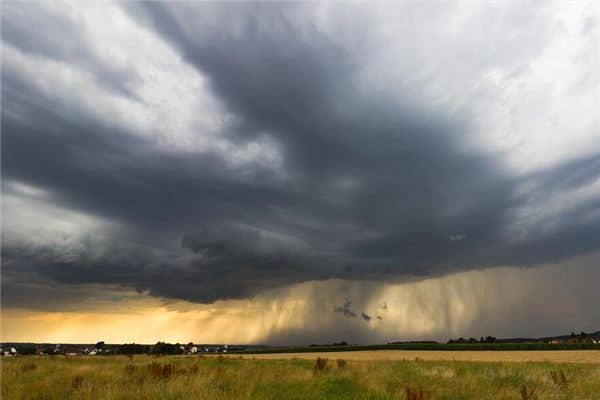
[1,1,600,345]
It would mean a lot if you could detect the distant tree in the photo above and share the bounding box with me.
[96,341,105,350]
[17,346,36,355]
[447,337,468,344]
[118,343,149,355]
[152,342,184,355]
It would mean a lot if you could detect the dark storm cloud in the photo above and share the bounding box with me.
[1,2,599,308]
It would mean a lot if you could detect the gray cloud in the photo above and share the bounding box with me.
[334,300,356,318]
[1,1,599,312]
[1,2,140,99]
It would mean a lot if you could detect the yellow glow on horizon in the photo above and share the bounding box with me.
[2,256,599,344]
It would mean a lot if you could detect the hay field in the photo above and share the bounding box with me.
[231,349,600,363]
[2,355,600,399]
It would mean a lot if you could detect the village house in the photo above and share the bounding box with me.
[0,347,17,356]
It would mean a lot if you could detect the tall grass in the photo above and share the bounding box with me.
[405,386,430,400]
[550,369,569,389]
[1,355,599,399]
[313,357,328,374]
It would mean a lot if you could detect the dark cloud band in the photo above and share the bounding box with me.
[2,2,599,309]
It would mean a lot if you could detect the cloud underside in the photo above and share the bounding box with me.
[2,1,600,312]
[3,255,600,344]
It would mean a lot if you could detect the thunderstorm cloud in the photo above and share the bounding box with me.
[1,1,600,343]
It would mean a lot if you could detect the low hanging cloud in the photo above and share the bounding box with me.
[3,253,600,344]
[1,0,600,326]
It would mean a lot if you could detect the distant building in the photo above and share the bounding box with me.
[0,347,16,356]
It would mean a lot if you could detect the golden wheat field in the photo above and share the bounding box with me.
[229,350,600,363]
[2,353,600,400]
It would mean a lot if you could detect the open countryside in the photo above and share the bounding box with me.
[230,349,600,364]
[3,335,600,398]
[3,1,600,399]
[3,354,600,400]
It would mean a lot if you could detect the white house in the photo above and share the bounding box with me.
[0,348,14,357]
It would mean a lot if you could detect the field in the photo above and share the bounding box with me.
[233,350,600,363]
[2,353,600,400]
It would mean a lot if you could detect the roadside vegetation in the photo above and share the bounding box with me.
[2,355,600,399]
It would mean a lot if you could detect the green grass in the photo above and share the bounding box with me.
[2,355,600,399]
